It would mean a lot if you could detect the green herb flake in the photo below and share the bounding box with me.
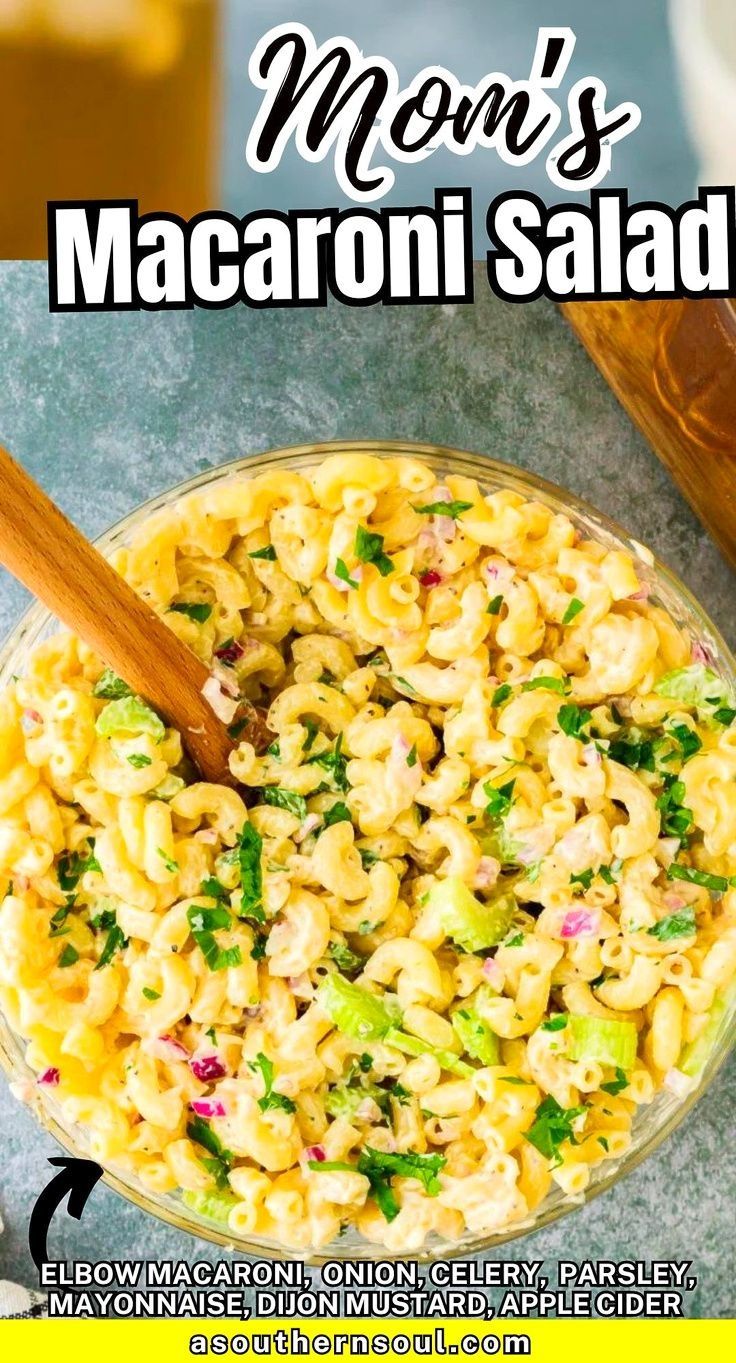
[157,848,179,874]
[142,986,161,1001]
[562,597,585,626]
[414,500,473,519]
[92,670,132,700]
[354,525,393,577]
[487,594,503,615]
[257,787,308,821]
[492,683,512,707]
[525,1095,587,1166]
[648,905,697,941]
[127,752,152,768]
[322,801,353,829]
[483,778,515,819]
[236,823,265,923]
[186,1115,234,1190]
[58,944,79,968]
[521,676,569,695]
[667,864,734,895]
[600,1067,629,1096]
[167,602,212,623]
[248,1052,297,1114]
[248,545,277,561]
[541,1015,568,1033]
[95,922,127,970]
[334,558,359,590]
[557,703,592,739]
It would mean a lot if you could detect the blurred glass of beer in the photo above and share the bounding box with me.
[0,0,219,259]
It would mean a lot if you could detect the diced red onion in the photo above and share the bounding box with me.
[327,563,363,593]
[304,1144,325,1163]
[294,813,322,844]
[214,640,245,667]
[355,1097,382,1123]
[691,641,714,665]
[628,583,652,601]
[582,744,602,766]
[38,1067,60,1087]
[190,1053,228,1083]
[190,1098,227,1119]
[482,957,504,990]
[202,676,239,724]
[560,908,601,939]
[658,839,681,868]
[21,709,43,734]
[288,973,315,1000]
[662,891,686,911]
[420,570,442,588]
[145,1035,191,1063]
[474,856,500,890]
[663,1068,695,1098]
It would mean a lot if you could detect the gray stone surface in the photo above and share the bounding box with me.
[0,262,733,1315]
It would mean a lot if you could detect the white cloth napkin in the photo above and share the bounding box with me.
[0,1279,47,1318]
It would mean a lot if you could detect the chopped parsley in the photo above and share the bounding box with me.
[562,597,585,626]
[302,718,319,752]
[236,823,265,924]
[58,844,101,894]
[492,683,512,707]
[406,744,418,768]
[334,558,359,589]
[49,904,72,938]
[570,868,594,893]
[307,733,349,792]
[648,905,697,941]
[167,602,212,623]
[487,594,503,615]
[541,1015,568,1032]
[525,1095,587,1166]
[714,706,736,727]
[354,525,393,577]
[142,986,161,1001]
[328,941,363,974]
[257,787,308,820]
[503,932,524,948]
[248,1052,297,1114]
[127,753,152,768]
[357,1147,446,1221]
[95,922,127,970]
[157,848,179,874]
[186,1115,233,1190]
[250,932,267,961]
[414,500,473,519]
[667,722,702,762]
[521,676,569,695]
[58,944,79,968]
[92,670,132,700]
[656,776,693,844]
[248,545,277,561]
[322,801,353,829]
[600,1067,629,1096]
[483,778,515,819]
[187,903,242,971]
[557,703,592,739]
[359,848,380,870]
[201,875,228,900]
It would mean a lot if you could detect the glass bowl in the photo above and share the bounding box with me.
[1,439,734,1263]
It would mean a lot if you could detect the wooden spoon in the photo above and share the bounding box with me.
[0,445,241,784]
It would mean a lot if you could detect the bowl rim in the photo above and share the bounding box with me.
[1,437,734,1263]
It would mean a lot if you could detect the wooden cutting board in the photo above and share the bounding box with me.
[562,299,736,570]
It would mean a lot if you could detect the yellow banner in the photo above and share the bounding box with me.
[0,1318,733,1362]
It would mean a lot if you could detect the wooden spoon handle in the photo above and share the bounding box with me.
[0,446,235,785]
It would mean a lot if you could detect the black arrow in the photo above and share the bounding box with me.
[29,1157,103,1271]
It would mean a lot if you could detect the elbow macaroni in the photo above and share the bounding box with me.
[1,452,735,1253]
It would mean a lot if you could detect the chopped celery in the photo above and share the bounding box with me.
[182,1188,238,1224]
[151,774,186,800]
[96,695,166,742]
[451,1005,500,1066]
[654,664,734,714]
[384,1027,474,1077]
[325,1082,382,1120]
[451,1011,499,1066]
[428,876,516,953]
[568,1015,637,1070]
[480,827,523,865]
[316,973,400,1041]
[679,981,736,1077]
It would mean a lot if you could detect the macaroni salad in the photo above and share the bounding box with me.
[1,452,735,1252]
